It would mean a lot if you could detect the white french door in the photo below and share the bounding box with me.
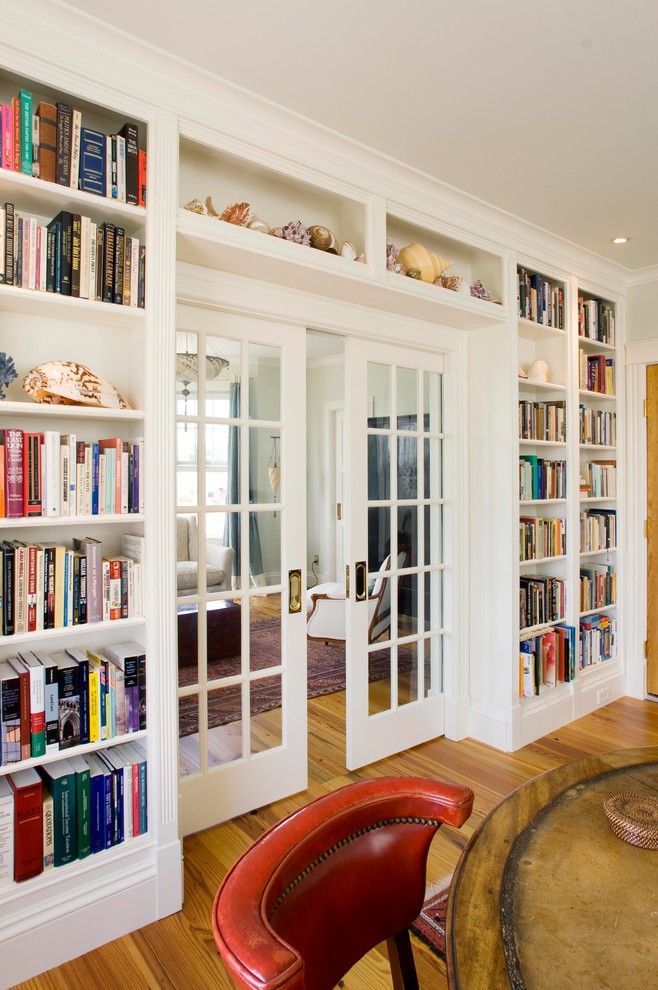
[344,337,446,770]
[177,310,307,833]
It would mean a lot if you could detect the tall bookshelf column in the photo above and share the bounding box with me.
[144,109,183,917]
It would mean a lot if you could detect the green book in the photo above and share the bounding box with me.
[67,754,91,858]
[19,89,33,177]
[38,758,77,866]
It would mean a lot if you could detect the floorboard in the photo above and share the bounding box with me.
[9,694,658,990]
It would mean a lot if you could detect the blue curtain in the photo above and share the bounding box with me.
[225,380,264,586]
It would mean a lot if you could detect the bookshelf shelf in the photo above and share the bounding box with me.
[519,498,566,506]
[0,165,145,223]
[0,282,146,325]
[520,555,567,566]
[0,513,145,528]
[580,604,617,619]
[0,615,144,645]
[0,400,144,421]
[579,389,616,401]
[518,438,567,448]
[0,728,146,777]
[580,547,617,558]
[518,317,566,341]
[518,378,567,392]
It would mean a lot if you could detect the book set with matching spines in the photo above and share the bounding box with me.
[0,642,146,769]
[0,535,145,636]
[1,87,146,206]
[0,739,148,886]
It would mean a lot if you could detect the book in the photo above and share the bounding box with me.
[71,212,81,297]
[32,651,59,753]
[12,96,20,171]
[138,148,147,207]
[47,210,72,296]
[116,134,126,203]
[0,776,14,889]
[113,227,125,305]
[69,107,82,189]
[79,126,106,196]
[7,656,31,761]
[19,89,33,177]
[98,749,123,844]
[0,661,21,765]
[64,647,89,745]
[43,430,61,517]
[4,428,24,518]
[50,651,80,750]
[99,221,115,303]
[3,201,14,287]
[35,102,56,183]
[8,767,43,881]
[72,536,102,624]
[38,758,76,865]
[67,753,91,858]
[31,112,40,179]
[16,651,46,758]
[101,747,129,841]
[105,642,144,734]
[42,781,54,870]
[23,431,42,517]
[122,740,147,835]
[83,751,106,853]
[1,541,15,636]
[119,122,138,206]
[1,104,13,171]
[55,102,72,186]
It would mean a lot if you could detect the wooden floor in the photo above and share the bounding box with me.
[11,693,658,990]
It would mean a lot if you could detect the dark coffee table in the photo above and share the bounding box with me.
[177,599,241,668]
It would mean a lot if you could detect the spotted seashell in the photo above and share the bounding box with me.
[247,215,270,234]
[183,198,207,214]
[22,362,131,409]
[308,225,339,253]
[220,202,251,225]
[270,227,284,238]
[340,240,357,261]
[406,269,422,280]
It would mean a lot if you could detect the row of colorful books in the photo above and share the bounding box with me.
[579,406,616,447]
[0,204,146,307]
[580,508,616,553]
[519,623,576,697]
[580,613,617,668]
[1,534,144,636]
[0,640,145,768]
[517,268,564,329]
[518,399,566,443]
[582,460,616,498]
[519,456,566,501]
[519,516,566,562]
[0,740,147,886]
[579,352,615,395]
[1,88,145,206]
[580,564,617,614]
[578,297,616,346]
[0,430,144,519]
[519,575,566,631]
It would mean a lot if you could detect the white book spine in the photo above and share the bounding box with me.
[43,430,60,517]
[116,134,126,203]
[70,108,82,189]
[27,216,37,290]
[121,449,129,513]
[35,547,44,631]
[39,224,47,290]
[89,221,97,300]
[60,439,70,516]
[79,214,91,299]
[105,134,113,200]
[69,434,77,512]
[98,452,106,515]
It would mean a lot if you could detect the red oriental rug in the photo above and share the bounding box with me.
[410,880,451,960]
[178,618,413,736]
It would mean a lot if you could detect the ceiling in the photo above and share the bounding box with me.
[64,0,658,273]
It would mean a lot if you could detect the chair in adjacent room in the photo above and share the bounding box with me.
[212,775,474,990]
[306,546,410,645]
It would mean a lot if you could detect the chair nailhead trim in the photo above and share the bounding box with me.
[268,817,441,919]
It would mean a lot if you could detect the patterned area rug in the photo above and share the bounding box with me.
[178,618,412,736]
[410,880,451,960]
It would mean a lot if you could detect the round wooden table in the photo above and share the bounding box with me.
[446,746,658,988]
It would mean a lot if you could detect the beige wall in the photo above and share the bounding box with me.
[627,281,658,341]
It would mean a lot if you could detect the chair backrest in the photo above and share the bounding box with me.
[212,775,474,990]
[176,513,199,562]
[369,545,410,642]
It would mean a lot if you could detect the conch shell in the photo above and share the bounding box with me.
[398,242,451,284]
[220,202,251,225]
[23,362,131,409]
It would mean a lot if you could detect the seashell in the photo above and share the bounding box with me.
[518,366,528,379]
[220,202,251,225]
[340,240,357,261]
[22,362,131,409]
[205,196,220,217]
[355,253,366,263]
[436,274,462,292]
[527,359,550,383]
[247,215,270,235]
[183,198,207,214]
[398,242,451,283]
[407,269,422,280]
[270,227,284,238]
[308,225,339,253]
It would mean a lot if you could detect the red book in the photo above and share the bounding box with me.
[4,428,24,518]
[8,767,43,881]
[138,149,147,207]
[107,557,122,619]
[12,96,20,171]
[26,544,37,632]
[8,656,31,761]
[23,432,42,517]
[0,429,5,516]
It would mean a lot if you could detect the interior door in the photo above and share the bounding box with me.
[646,364,658,696]
[344,337,446,769]
[177,311,307,833]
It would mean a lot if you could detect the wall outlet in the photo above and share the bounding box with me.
[597,687,611,705]
[313,554,319,565]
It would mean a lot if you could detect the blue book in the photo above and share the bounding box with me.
[91,442,100,515]
[79,126,106,197]
[83,752,107,853]
[65,648,89,745]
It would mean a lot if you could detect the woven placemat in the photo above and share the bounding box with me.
[603,791,658,849]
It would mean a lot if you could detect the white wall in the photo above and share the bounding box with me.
[627,282,658,341]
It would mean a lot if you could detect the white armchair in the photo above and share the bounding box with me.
[176,514,235,595]
[306,548,409,644]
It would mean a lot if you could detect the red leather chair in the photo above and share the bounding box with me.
[212,776,474,990]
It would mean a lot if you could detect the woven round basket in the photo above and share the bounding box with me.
[603,792,658,849]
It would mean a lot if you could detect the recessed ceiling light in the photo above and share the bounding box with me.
[611,236,631,244]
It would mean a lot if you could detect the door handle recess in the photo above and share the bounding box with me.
[355,560,367,602]
[288,569,302,613]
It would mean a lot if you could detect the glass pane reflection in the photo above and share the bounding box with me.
[205,424,230,505]
[423,371,442,433]
[367,363,391,428]
[368,435,390,500]
[249,343,281,421]
[250,674,282,753]
[368,507,390,572]
[398,641,419,707]
[207,685,243,768]
[397,435,418,499]
[397,367,418,430]
[369,646,391,715]
[178,694,199,777]
[176,423,198,506]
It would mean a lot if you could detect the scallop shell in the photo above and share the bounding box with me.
[308,225,339,253]
[220,202,251,225]
[340,240,357,261]
[398,242,452,283]
[22,362,131,409]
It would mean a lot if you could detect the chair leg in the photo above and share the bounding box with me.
[386,929,419,990]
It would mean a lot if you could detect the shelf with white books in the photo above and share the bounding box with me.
[0,615,144,646]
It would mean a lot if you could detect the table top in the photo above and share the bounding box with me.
[446,746,658,989]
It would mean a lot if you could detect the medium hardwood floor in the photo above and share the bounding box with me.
[11,694,658,990]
